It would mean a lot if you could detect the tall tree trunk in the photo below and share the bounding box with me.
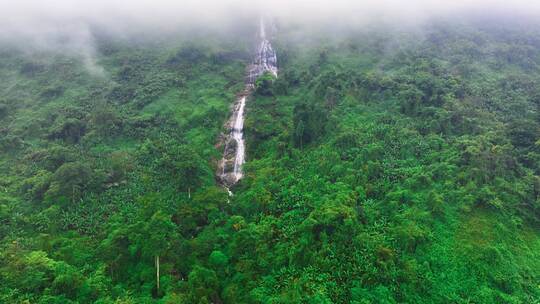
[155,255,160,290]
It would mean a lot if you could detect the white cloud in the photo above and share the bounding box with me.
[0,0,538,75]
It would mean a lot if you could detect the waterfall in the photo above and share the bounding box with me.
[218,17,277,187]
[231,96,246,179]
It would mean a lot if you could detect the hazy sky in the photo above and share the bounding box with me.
[2,0,539,39]
[1,0,538,74]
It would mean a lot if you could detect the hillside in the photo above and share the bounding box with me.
[0,17,539,303]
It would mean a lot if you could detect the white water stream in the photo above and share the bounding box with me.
[231,96,246,179]
[219,17,277,187]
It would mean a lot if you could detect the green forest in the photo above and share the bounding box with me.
[1,15,539,304]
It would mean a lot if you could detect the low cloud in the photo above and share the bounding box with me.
[1,0,539,75]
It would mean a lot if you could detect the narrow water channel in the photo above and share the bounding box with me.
[218,17,278,187]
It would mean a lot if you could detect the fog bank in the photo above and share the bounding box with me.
[1,0,538,74]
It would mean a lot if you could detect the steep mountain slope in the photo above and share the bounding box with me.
[0,18,539,303]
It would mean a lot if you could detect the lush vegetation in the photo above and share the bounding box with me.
[1,18,539,303]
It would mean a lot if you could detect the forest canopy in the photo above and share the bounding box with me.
[0,3,539,303]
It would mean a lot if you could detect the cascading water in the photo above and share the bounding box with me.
[231,96,246,179]
[247,18,278,83]
[218,17,277,187]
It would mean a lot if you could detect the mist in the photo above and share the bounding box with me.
[1,0,539,75]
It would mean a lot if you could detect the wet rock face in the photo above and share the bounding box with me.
[218,95,247,187]
[223,137,237,158]
[218,18,278,187]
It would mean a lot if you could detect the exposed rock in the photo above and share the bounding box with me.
[218,17,278,188]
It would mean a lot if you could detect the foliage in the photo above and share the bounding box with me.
[0,17,539,303]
